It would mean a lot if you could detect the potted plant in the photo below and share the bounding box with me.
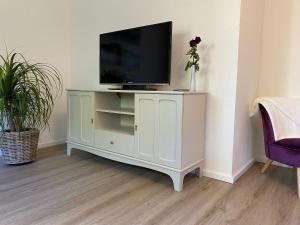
[0,51,62,164]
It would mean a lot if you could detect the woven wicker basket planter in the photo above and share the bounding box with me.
[1,129,40,165]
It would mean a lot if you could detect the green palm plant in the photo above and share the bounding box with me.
[0,51,62,133]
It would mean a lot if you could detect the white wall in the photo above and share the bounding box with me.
[70,0,242,181]
[232,0,265,179]
[0,0,71,147]
[259,0,300,97]
[255,0,300,161]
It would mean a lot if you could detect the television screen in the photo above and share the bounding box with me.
[100,21,172,85]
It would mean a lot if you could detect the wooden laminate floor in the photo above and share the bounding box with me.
[1,145,300,225]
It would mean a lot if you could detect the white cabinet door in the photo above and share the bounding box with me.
[80,93,94,146]
[68,92,81,143]
[135,94,182,168]
[67,91,94,146]
[156,95,182,167]
[134,94,156,161]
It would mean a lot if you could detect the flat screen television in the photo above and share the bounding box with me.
[100,21,172,89]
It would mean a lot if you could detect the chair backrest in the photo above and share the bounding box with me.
[259,104,275,157]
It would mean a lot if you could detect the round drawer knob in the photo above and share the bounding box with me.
[110,141,114,145]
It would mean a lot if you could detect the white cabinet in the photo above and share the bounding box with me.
[67,91,94,150]
[135,94,182,168]
[67,90,206,192]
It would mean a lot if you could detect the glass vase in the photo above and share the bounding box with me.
[189,66,197,91]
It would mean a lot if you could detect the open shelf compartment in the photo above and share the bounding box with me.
[95,111,134,136]
[95,92,134,115]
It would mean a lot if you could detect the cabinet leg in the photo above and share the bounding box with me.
[67,144,72,156]
[171,173,184,192]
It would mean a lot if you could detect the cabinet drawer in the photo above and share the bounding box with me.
[94,130,134,156]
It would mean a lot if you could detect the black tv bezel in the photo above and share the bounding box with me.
[99,21,172,86]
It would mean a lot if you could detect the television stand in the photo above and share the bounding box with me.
[109,85,157,91]
[66,89,206,191]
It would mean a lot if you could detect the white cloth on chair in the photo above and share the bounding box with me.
[251,97,300,141]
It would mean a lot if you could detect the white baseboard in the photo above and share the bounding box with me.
[232,158,255,183]
[38,138,66,149]
[203,169,234,184]
[203,158,255,184]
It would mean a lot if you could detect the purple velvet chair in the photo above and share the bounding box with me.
[259,104,300,197]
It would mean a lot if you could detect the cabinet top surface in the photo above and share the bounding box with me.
[66,89,206,95]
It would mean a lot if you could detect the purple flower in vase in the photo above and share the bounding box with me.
[185,36,202,72]
[195,36,201,44]
[189,40,197,47]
